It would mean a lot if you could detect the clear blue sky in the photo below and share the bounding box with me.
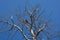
[0,0,60,40]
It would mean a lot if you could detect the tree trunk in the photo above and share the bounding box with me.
[33,36,36,40]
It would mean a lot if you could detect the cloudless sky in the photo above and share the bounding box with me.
[0,0,60,40]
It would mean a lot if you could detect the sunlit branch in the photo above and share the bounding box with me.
[36,23,47,37]
[0,18,29,40]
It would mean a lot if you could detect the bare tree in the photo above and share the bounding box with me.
[0,5,60,40]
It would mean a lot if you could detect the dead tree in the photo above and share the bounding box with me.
[0,5,60,40]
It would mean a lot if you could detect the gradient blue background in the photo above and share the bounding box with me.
[0,0,60,40]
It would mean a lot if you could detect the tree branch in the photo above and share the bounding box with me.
[0,18,29,40]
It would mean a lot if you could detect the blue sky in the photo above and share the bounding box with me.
[0,0,60,40]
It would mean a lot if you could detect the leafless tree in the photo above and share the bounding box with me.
[0,5,60,40]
